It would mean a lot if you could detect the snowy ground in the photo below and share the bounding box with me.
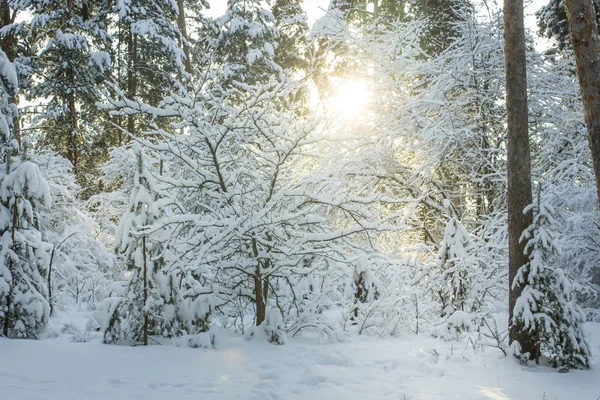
[1,322,599,400]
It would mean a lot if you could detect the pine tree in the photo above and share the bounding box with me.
[112,0,187,143]
[347,255,380,321]
[512,193,591,370]
[417,0,472,55]
[537,0,600,50]
[16,0,111,179]
[272,0,309,73]
[104,144,176,345]
[216,0,280,85]
[0,49,52,338]
[433,204,475,316]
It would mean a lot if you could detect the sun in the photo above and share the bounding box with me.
[332,80,368,118]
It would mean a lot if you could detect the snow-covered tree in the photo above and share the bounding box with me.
[7,0,112,181]
[0,155,52,338]
[99,39,407,341]
[104,144,181,345]
[32,152,115,314]
[536,0,600,50]
[0,49,52,338]
[272,0,309,74]
[216,0,280,85]
[512,193,591,370]
[346,255,380,321]
[432,203,475,316]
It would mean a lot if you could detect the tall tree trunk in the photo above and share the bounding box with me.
[565,0,600,205]
[67,89,79,173]
[176,0,192,74]
[4,201,18,336]
[1,0,16,62]
[504,0,536,358]
[48,247,55,316]
[142,236,148,346]
[254,272,265,326]
[117,22,124,146]
[252,237,266,326]
[127,30,138,137]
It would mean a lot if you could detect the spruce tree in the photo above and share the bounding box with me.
[434,206,475,316]
[537,0,600,50]
[347,255,380,321]
[104,144,177,345]
[512,194,591,370]
[0,50,52,338]
[216,0,280,85]
[272,0,309,74]
[17,0,111,179]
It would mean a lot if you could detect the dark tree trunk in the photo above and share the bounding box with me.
[504,0,536,358]
[142,236,148,346]
[353,272,365,320]
[3,254,11,336]
[254,273,265,326]
[252,237,266,326]
[48,247,55,316]
[565,0,600,205]
[2,291,9,336]
[3,202,18,336]
[176,0,192,74]
[127,30,137,137]
[0,1,16,61]
[67,88,79,173]
[117,22,124,146]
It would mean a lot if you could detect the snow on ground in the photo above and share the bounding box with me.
[1,322,599,400]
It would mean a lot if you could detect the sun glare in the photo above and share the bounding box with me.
[332,81,368,118]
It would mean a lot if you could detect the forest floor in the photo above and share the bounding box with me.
[1,317,599,400]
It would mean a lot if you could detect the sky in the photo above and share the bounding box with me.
[207,0,549,29]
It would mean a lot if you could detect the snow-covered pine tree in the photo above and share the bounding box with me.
[272,0,309,74]
[0,49,52,338]
[432,201,475,317]
[347,255,380,321]
[104,144,177,345]
[512,191,591,370]
[536,0,600,50]
[14,0,111,179]
[112,0,187,141]
[216,0,280,85]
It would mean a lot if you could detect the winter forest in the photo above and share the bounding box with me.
[1,0,600,398]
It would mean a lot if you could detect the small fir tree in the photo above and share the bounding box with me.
[104,144,176,345]
[512,192,591,370]
[347,255,380,321]
[433,201,474,317]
